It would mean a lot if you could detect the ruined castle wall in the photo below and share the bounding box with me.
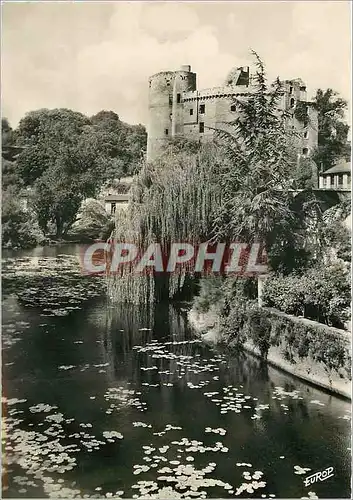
[182,88,251,141]
[147,67,318,163]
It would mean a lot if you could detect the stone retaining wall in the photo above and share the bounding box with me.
[188,307,351,399]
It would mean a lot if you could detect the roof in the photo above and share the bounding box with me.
[320,160,351,175]
[104,194,130,202]
[119,176,134,184]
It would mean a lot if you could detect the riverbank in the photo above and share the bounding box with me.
[188,307,352,400]
[2,235,96,253]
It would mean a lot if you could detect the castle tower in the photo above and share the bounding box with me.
[147,65,196,162]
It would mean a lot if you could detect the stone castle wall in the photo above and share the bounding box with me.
[147,65,318,162]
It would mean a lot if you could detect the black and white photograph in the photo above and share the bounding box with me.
[1,2,352,499]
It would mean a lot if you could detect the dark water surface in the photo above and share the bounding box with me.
[2,245,351,499]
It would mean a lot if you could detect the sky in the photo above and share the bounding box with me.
[2,1,351,128]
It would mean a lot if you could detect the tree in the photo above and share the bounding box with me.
[31,137,109,237]
[2,159,23,191]
[211,51,333,276]
[109,141,224,303]
[2,118,14,149]
[16,109,91,185]
[89,110,147,179]
[2,119,22,191]
[212,52,308,270]
[312,88,350,171]
[292,157,318,190]
[318,200,351,263]
[3,108,147,243]
[14,108,129,237]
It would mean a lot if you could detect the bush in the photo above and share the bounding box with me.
[263,262,351,328]
[193,276,257,316]
[69,199,114,241]
[246,305,272,358]
[2,191,44,249]
[193,277,224,313]
[220,301,271,358]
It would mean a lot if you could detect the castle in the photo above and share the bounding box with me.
[146,64,318,162]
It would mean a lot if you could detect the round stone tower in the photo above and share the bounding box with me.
[147,65,196,162]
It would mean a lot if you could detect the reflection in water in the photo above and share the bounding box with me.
[1,248,351,499]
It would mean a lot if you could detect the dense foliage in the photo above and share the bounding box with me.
[1,109,146,244]
[69,199,114,242]
[263,262,351,328]
[312,88,350,170]
[2,120,44,249]
[1,189,44,249]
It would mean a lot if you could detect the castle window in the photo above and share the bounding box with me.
[190,108,194,116]
[303,131,309,139]
[200,104,205,114]
[111,203,116,215]
[230,104,236,112]
[290,98,295,108]
[177,93,181,103]
[289,86,293,94]
[302,147,308,156]
[165,129,169,135]
[300,86,306,92]
[338,174,343,186]
[199,122,204,133]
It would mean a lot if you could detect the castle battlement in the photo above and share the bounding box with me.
[183,85,256,102]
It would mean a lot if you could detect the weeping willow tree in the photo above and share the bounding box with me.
[107,141,226,304]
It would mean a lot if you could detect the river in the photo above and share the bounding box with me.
[2,244,351,499]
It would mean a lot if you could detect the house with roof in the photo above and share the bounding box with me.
[100,176,133,214]
[319,159,351,191]
[103,193,130,215]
